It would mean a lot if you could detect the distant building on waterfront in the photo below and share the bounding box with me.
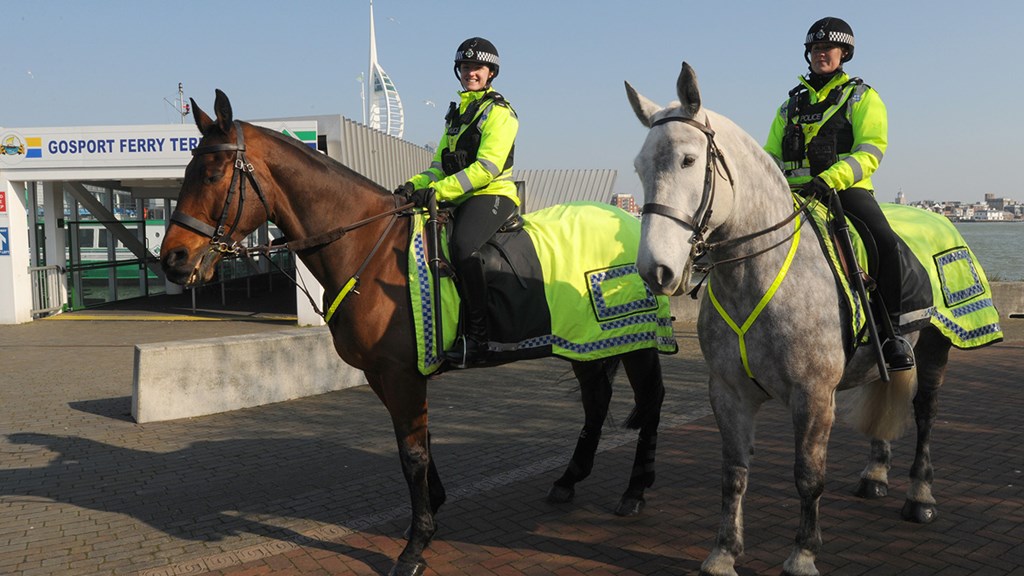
[906,194,1023,222]
[611,193,640,217]
[984,193,1013,211]
[973,208,1008,221]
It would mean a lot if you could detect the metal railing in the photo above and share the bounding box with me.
[29,265,66,318]
[185,248,296,313]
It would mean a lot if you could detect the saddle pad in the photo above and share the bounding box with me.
[408,202,678,375]
[803,195,1002,350]
[881,203,1002,349]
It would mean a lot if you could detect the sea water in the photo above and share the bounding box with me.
[953,222,1024,281]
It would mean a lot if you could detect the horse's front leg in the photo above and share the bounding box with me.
[617,348,665,516]
[781,389,835,576]
[548,358,614,504]
[369,371,437,576]
[901,328,949,523]
[700,375,761,576]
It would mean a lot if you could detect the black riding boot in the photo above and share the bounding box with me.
[878,269,915,372]
[445,255,490,367]
[882,313,915,372]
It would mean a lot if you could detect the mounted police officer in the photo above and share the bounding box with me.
[765,17,915,371]
[396,37,519,366]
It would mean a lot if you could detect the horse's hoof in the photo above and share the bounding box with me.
[615,495,645,516]
[547,484,575,504]
[389,559,427,576]
[901,499,939,523]
[854,478,888,499]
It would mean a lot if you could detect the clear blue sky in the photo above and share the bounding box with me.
[3,1,1020,204]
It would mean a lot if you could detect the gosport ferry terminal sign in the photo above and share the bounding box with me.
[0,122,317,169]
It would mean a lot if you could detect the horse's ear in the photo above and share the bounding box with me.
[676,62,701,117]
[625,81,660,128]
[213,89,234,133]
[191,97,216,135]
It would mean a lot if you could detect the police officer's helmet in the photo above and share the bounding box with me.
[453,37,500,82]
[804,17,855,64]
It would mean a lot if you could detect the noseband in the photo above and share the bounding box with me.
[641,115,733,258]
[170,120,271,255]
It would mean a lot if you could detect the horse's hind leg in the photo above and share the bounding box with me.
[901,327,949,523]
[547,358,615,504]
[855,438,892,498]
[616,347,665,516]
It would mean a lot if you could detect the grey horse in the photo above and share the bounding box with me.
[626,62,1002,576]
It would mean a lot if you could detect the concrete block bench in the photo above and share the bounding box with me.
[133,327,366,423]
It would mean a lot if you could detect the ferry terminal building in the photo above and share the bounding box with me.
[0,118,618,325]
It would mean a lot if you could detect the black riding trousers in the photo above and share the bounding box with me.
[837,187,903,319]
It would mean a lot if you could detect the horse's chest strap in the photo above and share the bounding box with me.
[707,210,802,390]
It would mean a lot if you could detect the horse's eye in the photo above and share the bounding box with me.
[204,172,223,185]
[682,155,697,168]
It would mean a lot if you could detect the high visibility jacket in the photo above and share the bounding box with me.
[765,71,887,192]
[409,87,519,206]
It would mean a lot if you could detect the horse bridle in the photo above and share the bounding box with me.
[169,120,272,255]
[169,120,414,318]
[641,115,733,259]
[641,114,815,271]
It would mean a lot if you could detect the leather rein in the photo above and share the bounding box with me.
[170,120,414,318]
[640,114,816,274]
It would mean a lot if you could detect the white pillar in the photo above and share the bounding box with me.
[295,258,325,327]
[163,198,183,295]
[0,179,34,324]
[42,181,68,308]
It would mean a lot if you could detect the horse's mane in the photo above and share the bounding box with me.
[699,107,791,193]
[250,123,390,194]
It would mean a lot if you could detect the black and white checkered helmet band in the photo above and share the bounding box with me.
[455,49,500,66]
[805,30,854,47]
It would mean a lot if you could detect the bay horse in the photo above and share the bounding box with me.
[160,90,667,576]
[626,63,1001,575]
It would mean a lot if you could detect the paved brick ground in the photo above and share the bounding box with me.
[1,293,1021,576]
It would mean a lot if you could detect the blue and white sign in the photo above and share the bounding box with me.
[0,227,9,256]
[0,121,316,170]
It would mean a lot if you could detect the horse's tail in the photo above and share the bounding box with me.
[853,369,917,440]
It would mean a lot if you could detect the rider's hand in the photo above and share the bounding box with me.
[800,176,833,199]
[393,182,415,200]
[409,188,436,208]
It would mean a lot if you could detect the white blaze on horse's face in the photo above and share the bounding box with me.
[626,64,718,296]
[634,115,705,295]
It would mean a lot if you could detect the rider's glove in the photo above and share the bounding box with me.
[393,182,415,200]
[409,188,436,208]
[800,176,833,199]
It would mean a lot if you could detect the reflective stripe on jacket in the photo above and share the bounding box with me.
[765,72,887,192]
[410,87,519,205]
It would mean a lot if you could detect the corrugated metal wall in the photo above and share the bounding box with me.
[297,115,620,211]
[315,115,433,190]
[512,169,618,213]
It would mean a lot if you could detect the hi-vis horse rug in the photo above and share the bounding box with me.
[408,202,678,375]
[805,198,1003,352]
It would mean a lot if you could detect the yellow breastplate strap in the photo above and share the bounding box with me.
[707,212,802,379]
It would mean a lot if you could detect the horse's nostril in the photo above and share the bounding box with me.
[162,247,189,270]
